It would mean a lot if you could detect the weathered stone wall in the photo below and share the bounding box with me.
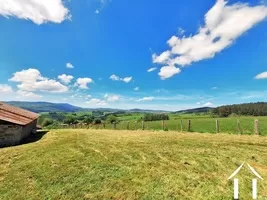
[21,119,37,139]
[0,124,22,147]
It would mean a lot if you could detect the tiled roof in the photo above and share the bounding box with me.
[0,102,39,126]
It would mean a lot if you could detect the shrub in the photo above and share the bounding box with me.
[42,118,54,127]
[106,115,118,124]
[83,116,94,124]
[94,119,102,124]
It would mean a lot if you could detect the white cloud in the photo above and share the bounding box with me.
[104,94,120,102]
[134,87,139,91]
[0,0,70,25]
[136,97,154,102]
[158,66,181,80]
[75,78,93,89]
[17,90,42,99]
[66,63,74,69]
[178,27,185,35]
[255,72,267,79]
[9,68,68,93]
[147,67,157,72]
[153,0,267,79]
[203,102,214,107]
[95,9,100,14]
[110,74,120,81]
[122,77,132,83]
[212,87,218,90]
[86,98,107,106]
[110,74,132,83]
[196,102,201,105]
[152,51,171,63]
[0,84,13,93]
[58,74,74,84]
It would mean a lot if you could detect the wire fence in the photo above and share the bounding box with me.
[51,118,267,136]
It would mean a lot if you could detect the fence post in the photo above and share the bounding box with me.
[254,120,259,135]
[103,123,105,129]
[113,122,116,130]
[162,120,165,130]
[216,120,219,133]
[142,121,145,130]
[188,120,191,132]
[127,122,130,130]
[135,121,137,130]
[180,120,183,132]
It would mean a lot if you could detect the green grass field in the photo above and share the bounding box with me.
[99,115,267,136]
[1,129,267,199]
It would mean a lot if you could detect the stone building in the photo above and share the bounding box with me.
[0,102,39,147]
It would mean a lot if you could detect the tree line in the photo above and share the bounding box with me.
[144,113,169,121]
[212,102,267,117]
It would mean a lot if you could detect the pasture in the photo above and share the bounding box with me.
[95,115,267,136]
[1,129,267,199]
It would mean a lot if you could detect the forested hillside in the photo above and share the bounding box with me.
[212,102,267,117]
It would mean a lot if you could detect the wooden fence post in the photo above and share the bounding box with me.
[103,123,105,129]
[113,122,116,130]
[135,121,137,130]
[254,120,259,135]
[188,120,191,132]
[216,120,219,133]
[142,121,145,130]
[180,120,183,132]
[127,122,130,130]
[162,120,165,130]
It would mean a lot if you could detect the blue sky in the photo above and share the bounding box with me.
[0,0,267,111]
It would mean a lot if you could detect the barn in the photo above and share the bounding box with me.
[0,102,39,147]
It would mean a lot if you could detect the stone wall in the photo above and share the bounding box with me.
[21,119,37,139]
[0,124,22,147]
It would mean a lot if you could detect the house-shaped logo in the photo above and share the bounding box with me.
[228,162,263,200]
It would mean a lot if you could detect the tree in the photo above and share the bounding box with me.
[63,116,78,125]
[106,115,118,124]
[83,116,94,124]
[94,119,102,124]
[42,118,54,127]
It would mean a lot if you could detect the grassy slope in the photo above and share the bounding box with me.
[1,130,267,200]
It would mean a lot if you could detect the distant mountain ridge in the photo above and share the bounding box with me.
[4,101,171,113]
[173,107,213,114]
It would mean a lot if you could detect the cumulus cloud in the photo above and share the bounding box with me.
[110,74,132,83]
[75,78,93,89]
[255,72,267,79]
[203,102,214,107]
[0,0,71,25]
[86,98,107,106]
[147,67,157,72]
[134,87,139,91]
[0,84,13,93]
[104,94,120,102]
[17,90,41,99]
[122,77,132,83]
[66,63,74,69]
[158,66,181,80]
[136,97,154,102]
[58,74,74,84]
[153,0,267,79]
[9,68,68,93]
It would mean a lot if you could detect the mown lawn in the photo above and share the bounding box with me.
[1,129,267,199]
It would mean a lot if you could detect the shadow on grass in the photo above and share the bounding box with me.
[20,130,49,145]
